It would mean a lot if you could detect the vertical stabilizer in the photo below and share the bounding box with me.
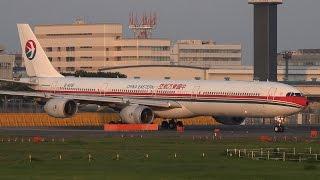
[17,24,63,78]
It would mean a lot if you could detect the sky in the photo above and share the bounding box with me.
[0,0,320,65]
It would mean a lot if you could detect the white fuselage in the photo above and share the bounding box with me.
[29,77,308,119]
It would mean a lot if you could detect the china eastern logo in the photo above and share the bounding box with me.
[25,40,36,60]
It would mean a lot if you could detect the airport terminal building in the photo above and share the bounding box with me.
[33,21,242,73]
[278,49,320,67]
[171,40,242,68]
[34,22,171,73]
[0,45,14,79]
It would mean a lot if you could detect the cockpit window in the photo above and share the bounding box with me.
[286,92,303,97]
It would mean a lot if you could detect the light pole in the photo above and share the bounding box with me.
[282,51,292,81]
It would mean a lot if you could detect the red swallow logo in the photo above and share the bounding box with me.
[25,40,36,60]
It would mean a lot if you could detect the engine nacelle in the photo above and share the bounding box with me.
[44,99,78,118]
[214,116,245,125]
[120,105,154,124]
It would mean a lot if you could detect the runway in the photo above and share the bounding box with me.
[0,125,317,139]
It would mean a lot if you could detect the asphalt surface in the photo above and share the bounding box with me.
[0,125,318,139]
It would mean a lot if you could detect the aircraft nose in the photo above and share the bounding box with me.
[304,98,309,107]
[300,96,309,108]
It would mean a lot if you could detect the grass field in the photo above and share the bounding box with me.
[0,134,320,180]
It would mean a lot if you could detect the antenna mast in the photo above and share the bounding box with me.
[129,11,157,39]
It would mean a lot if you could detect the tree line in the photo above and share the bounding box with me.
[62,70,127,78]
[0,71,127,92]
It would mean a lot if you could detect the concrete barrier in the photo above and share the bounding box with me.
[104,124,158,132]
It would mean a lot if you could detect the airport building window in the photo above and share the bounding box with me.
[80,66,93,69]
[46,33,92,36]
[134,46,170,51]
[66,67,75,71]
[48,57,52,62]
[0,62,11,69]
[66,47,75,51]
[179,57,239,61]
[80,56,93,59]
[180,49,241,54]
[66,57,75,62]
[153,56,170,61]
[45,47,52,52]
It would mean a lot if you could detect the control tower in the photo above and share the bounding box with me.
[248,0,283,81]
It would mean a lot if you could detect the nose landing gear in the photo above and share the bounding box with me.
[274,117,285,133]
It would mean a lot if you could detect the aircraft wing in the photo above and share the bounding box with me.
[0,90,181,108]
[0,78,38,85]
[0,90,51,98]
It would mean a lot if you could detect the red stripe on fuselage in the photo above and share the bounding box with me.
[37,89,308,108]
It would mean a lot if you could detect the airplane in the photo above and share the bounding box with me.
[0,24,308,132]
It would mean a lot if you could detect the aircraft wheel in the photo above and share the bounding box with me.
[169,119,176,129]
[274,125,284,133]
[176,121,183,127]
[161,121,169,129]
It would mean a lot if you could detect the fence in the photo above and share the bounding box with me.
[227,147,320,162]
[0,113,119,127]
[0,113,217,127]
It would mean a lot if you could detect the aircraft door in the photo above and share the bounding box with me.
[51,80,58,93]
[152,89,157,98]
[152,85,158,98]
[267,87,277,101]
[100,83,108,96]
[191,86,200,99]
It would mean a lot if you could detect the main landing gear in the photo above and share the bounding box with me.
[161,119,183,130]
[274,117,285,133]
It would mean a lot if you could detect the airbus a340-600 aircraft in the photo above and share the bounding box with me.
[0,24,308,132]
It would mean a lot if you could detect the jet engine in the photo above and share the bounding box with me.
[120,105,154,124]
[214,116,245,125]
[44,98,78,118]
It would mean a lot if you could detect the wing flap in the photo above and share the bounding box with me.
[0,90,181,108]
[0,90,51,98]
[53,94,181,108]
